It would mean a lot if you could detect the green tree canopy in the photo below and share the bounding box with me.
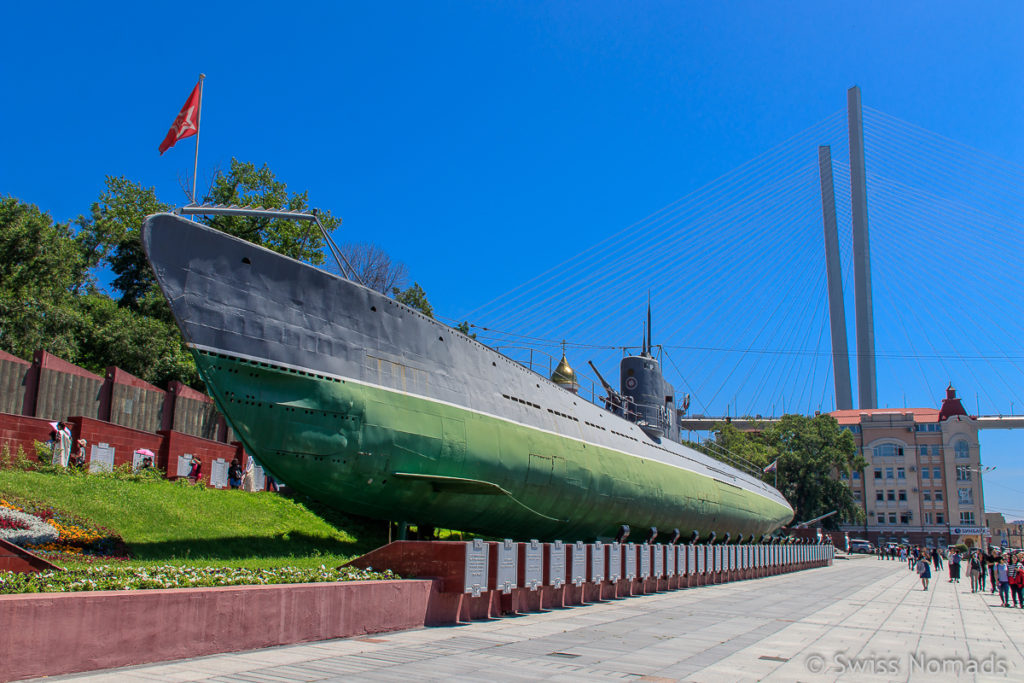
[202,159,340,264]
[393,282,433,317]
[0,197,87,359]
[700,414,865,530]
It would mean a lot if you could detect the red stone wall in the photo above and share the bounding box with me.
[0,579,436,682]
[0,412,59,460]
[161,430,245,486]
[70,417,164,470]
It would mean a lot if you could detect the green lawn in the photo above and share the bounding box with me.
[0,470,389,569]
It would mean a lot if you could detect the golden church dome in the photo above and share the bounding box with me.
[551,353,578,393]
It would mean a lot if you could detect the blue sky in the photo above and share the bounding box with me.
[2,1,1022,520]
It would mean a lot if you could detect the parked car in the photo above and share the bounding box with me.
[849,539,874,554]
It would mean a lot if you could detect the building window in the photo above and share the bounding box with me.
[923,490,932,501]
[852,471,860,480]
[931,445,940,456]
[897,467,906,479]
[874,468,883,480]
[854,490,862,501]
[900,513,911,525]
[955,440,969,459]
[924,512,933,524]
[960,511,975,525]
[898,490,907,502]
[840,471,849,480]
[887,490,896,501]
[876,513,884,524]
[873,443,905,458]
[935,490,943,502]
[937,513,945,524]
[889,514,897,524]
[933,467,942,480]
[922,468,931,480]
[956,466,971,482]
[919,445,928,456]
[958,488,973,505]
[886,467,895,479]
[876,491,884,501]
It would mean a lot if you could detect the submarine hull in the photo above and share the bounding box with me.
[143,213,793,540]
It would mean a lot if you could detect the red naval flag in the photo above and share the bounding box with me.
[158,80,202,155]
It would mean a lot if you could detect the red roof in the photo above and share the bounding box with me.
[829,408,939,425]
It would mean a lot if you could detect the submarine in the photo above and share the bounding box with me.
[142,207,793,541]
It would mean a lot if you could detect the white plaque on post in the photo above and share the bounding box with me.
[607,541,622,582]
[549,540,566,588]
[210,458,229,489]
[624,543,637,580]
[665,545,676,577]
[639,543,651,579]
[524,540,543,590]
[591,541,605,583]
[89,443,115,473]
[653,544,664,578]
[571,541,587,587]
[689,545,698,574]
[729,545,736,570]
[464,539,488,597]
[496,539,518,593]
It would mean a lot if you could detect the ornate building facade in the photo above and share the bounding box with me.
[833,386,988,548]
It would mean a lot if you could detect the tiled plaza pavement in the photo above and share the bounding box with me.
[38,557,1023,682]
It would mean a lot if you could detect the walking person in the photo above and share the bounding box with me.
[996,556,1011,607]
[917,554,932,591]
[979,552,988,592]
[969,552,983,593]
[988,550,999,594]
[949,549,961,583]
[1009,553,1024,608]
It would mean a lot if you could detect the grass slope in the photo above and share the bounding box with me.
[0,470,388,569]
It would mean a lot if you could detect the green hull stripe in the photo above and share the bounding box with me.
[193,349,793,540]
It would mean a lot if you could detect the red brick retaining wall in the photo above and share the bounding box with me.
[0,579,436,682]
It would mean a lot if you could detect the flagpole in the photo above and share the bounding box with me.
[192,73,206,205]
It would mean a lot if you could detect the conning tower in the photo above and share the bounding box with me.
[619,304,679,441]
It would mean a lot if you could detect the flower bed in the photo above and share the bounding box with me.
[0,498,127,559]
[0,506,59,547]
[0,564,397,594]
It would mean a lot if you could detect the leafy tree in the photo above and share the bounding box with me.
[456,321,477,339]
[74,294,199,387]
[703,414,864,530]
[202,159,339,264]
[80,177,173,311]
[766,414,864,529]
[0,197,87,359]
[393,283,433,317]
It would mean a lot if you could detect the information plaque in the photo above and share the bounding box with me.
[653,544,664,578]
[689,545,698,574]
[639,543,651,579]
[496,539,518,593]
[571,541,587,587]
[608,541,622,581]
[591,541,605,583]
[549,540,566,588]
[711,545,719,572]
[523,539,543,590]
[665,544,676,577]
[624,543,637,580]
[464,539,488,597]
